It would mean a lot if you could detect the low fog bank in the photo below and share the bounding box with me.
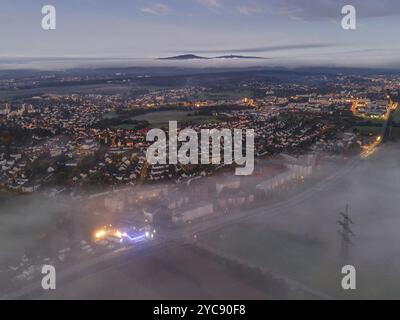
[201,143,400,298]
[0,195,66,263]
[0,150,338,296]
[0,58,276,71]
[2,56,399,72]
[1,144,400,299]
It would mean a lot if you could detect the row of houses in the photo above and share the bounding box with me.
[81,152,318,229]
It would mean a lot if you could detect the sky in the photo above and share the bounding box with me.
[1,0,400,68]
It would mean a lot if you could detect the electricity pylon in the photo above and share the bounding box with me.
[337,204,355,259]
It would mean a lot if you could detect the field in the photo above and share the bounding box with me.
[354,126,400,138]
[392,109,400,123]
[132,110,217,128]
[352,109,400,139]
[196,89,253,100]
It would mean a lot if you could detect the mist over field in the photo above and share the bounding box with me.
[1,143,400,299]
[202,144,400,299]
[2,55,400,71]
[0,195,64,262]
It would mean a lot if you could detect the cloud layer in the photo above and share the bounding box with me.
[1,0,400,68]
[141,3,171,16]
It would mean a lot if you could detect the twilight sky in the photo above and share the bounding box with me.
[1,0,400,68]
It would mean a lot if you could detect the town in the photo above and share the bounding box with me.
[1,67,399,299]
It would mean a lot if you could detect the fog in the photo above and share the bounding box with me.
[2,56,400,72]
[1,143,400,299]
[0,195,61,262]
[201,143,400,298]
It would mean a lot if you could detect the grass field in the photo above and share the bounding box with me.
[353,109,400,139]
[198,89,253,100]
[132,110,217,128]
[392,109,400,123]
[354,126,400,138]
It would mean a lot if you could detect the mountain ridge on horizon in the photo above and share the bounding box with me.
[157,54,269,61]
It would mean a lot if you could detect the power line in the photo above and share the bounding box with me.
[337,204,355,259]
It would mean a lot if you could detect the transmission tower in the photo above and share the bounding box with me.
[337,204,355,259]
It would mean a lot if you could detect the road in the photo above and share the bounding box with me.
[1,154,363,300]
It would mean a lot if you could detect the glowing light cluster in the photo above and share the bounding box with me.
[93,226,156,243]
